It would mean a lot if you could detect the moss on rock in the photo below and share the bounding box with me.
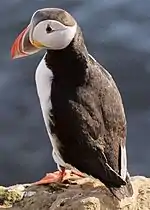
[0,185,25,208]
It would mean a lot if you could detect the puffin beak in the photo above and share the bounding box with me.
[11,25,43,59]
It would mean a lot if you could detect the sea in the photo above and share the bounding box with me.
[0,0,150,186]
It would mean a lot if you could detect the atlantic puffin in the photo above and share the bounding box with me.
[11,8,133,199]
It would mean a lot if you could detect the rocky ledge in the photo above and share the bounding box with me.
[0,174,149,210]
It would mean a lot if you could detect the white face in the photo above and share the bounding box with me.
[29,19,77,50]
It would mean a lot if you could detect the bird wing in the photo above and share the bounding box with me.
[90,54,127,183]
[49,54,128,187]
[65,97,127,187]
[89,53,127,179]
[60,55,128,187]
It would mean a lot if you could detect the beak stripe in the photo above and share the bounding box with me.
[11,28,28,59]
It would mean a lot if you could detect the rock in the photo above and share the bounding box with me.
[0,176,150,210]
[0,185,26,208]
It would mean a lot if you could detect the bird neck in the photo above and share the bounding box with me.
[45,26,89,86]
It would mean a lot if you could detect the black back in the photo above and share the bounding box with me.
[45,26,127,188]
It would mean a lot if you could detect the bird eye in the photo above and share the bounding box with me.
[46,24,52,33]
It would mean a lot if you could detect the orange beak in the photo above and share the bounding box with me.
[11,25,43,59]
[11,27,29,59]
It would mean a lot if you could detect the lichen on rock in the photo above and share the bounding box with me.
[0,185,26,208]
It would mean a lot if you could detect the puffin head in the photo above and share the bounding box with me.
[11,8,77,59]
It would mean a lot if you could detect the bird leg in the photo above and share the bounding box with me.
[33,167,66,185]
[32,168,85,185]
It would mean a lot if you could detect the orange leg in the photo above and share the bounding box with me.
[32,168,85,185]
[33,167,66,185]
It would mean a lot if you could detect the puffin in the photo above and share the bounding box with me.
[11,8,133,200]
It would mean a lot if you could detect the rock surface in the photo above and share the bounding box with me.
[0,176,150,210]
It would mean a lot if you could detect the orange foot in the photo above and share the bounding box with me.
[32,168,85,185]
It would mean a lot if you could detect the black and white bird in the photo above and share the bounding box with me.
[11,8,133,200]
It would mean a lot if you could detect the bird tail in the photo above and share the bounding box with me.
[109,172,133,200]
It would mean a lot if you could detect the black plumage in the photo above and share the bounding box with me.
[45,26,133,199]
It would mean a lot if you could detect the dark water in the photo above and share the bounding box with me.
[0,0,150,186]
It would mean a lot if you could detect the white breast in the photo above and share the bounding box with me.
[35,56,53,114]
[35,55,66,169]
